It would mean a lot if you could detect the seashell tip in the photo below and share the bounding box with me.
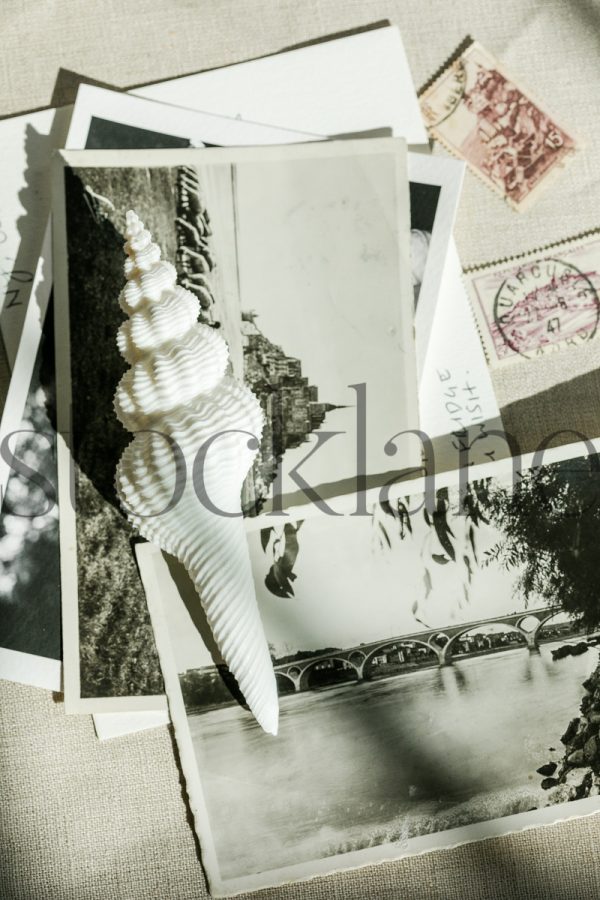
[260,706,279,737]
[126,209,142,231]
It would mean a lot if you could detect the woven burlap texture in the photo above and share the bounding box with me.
[2,0,600,897]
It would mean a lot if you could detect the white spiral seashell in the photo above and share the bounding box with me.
[114,210,278,735]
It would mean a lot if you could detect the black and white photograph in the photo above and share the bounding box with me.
[0,307,61,690]
[0,103,66,515]
[52,140,418,713]
[0,106,70,369]
[139,446,600,895]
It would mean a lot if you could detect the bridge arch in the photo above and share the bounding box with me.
[361,639,442,678]
[537,610,563,627]
[431,632,450,647]
[535,609,580,640]
[298,656,360,691]
[443,622,529,664]
[275,672,297,694]
[537,609,569,630]
[515,613,543,632]
[348,650,366,667]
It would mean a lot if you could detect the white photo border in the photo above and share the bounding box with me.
[52,138,416,714]
[138,423,600,900]
[140,434,600,893]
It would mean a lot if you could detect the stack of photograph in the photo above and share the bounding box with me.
[3,23,600,899]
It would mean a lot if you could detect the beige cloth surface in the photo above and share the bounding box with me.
[2,0,600,897]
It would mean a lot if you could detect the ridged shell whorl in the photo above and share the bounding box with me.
[114,210,278,735]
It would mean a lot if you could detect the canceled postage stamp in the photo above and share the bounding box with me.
[465,231,600,368]
[420,41,580,211]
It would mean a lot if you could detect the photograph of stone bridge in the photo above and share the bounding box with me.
[273,605,579,692]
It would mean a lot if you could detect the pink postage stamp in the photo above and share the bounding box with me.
[420,41,580,210]
[465,232,600,368]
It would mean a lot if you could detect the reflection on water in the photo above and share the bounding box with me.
[189,641,598,880]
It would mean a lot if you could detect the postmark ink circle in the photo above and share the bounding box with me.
[492,257,600,361]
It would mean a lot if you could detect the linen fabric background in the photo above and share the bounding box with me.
[2,1,600,897]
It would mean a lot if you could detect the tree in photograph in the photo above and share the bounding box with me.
[483,454,600,630]
[375,479,493,624]
[0,330,61,660]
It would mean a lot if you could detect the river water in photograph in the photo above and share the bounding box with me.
[189,641,598,879]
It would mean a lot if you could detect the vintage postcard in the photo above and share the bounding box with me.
[136,24,428,145]
[420,40,579,211]
[407,162,504,478]
[0,106,71,505]
[0,304,61,692]
[138,437,600,895]
[0,106,70,368]
[406,152,503,473]
[420,241,503,472]
[0,109,64,692]
[465,230,600,369]
[52,140,418,714]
